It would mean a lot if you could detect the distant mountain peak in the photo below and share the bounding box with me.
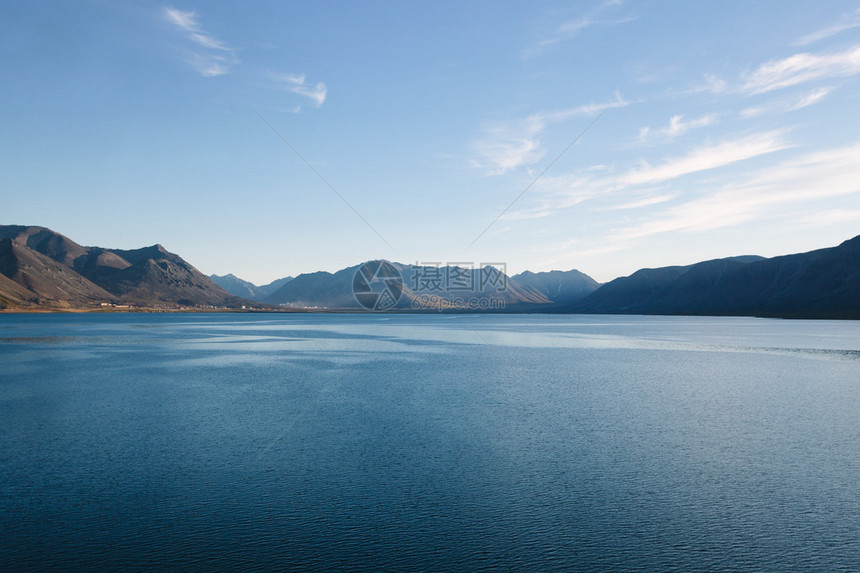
[209,272,294,301]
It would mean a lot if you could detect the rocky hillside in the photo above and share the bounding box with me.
[0,225,245,309]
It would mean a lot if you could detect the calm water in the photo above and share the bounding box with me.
[1,313,858,571]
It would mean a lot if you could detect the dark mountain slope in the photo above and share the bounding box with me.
[709,236,860,318]
[0,271,39,308]
[86,244,240,306]
[72,247,132,285]
[647,256,765,314]
[569,265,692,314]
[0,239,115,305]
[569,238,860,318]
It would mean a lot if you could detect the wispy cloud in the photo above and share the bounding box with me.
[796,208,860,227]
[606,193,678,210]
[662,114,717,137]
[162,7,236,76]
[694,43,860,96]
[640,113,717,141]
[527,0,633,55]
[690,73,728,94]
[796,8,860,45]
[500,130,790,221]
[614,142,860,240]
[742,44,860,94]
[186,53,234,77]
[619,131,789,187]
[470,93,628,175]
[161,6,329,107]
[788,85,834,110]
[163,7,195,30]
[470,117,546,176]
[270,72,328,108]
[740,86,834,118]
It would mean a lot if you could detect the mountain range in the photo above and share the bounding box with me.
[566,236,860,319]
[1,224,858,319]
[256,262,569,310]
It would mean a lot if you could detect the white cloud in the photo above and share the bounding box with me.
[797,9,860,45]
[188,32,228,51]
[187,53,232,77]
[619,131,788,187]
[163,7,229,50]
[742,44,860,94]
[470,117,546,176]
[661,114,716,137]
[163,7,196,29]
[163,7,235,76]
[470,93,628,175]
[740,86,834,118]
[640,114,717,140]
[271,72,328,108]
[500,131,790,221]
[607,193,678,210]
[788,86,834,110]
[614,142,860,240]
[691,73,728,94]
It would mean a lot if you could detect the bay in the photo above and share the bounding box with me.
[1,313,858,571]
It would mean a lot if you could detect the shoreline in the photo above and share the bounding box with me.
[1,307,858,320]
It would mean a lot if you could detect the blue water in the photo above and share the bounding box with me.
[1,313,858,571]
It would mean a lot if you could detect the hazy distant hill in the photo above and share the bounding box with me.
[210,274,293,301]
[511,269,600,305]
[0,225,244,309]
[399,264,552,309]
[264,266,361,308]
[264,262,555,309]
[569,238,860,318]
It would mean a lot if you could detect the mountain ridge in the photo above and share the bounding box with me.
[567,237,859,319]
[2,224,857,318]
[0,225,245,310]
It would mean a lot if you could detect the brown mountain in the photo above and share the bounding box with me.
[0,269,39,308]
[0,225,244,309]
[0,225,89,267]
[0,238,115,307]
[87,245,240,306]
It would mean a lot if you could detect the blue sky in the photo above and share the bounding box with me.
[3,1,860,284]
